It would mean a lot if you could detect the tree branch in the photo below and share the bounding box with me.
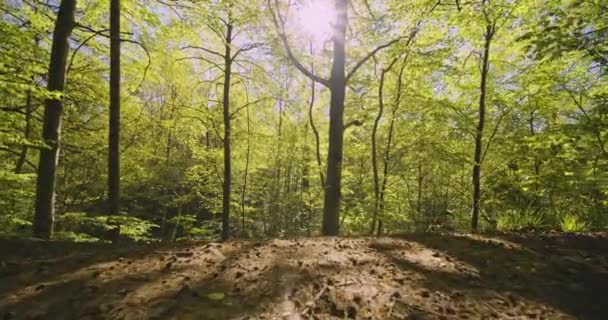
[231,42,264,61]
[0,147,37,170]
[268,0,330,87]
[175,56,225,72]
[346,25,420,83]
[230,97,272,118]
[181,45,224,59]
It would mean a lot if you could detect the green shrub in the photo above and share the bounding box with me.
[496,210,545,231]
[56,212,158,242]
[559,214,589,233]
[54,231,100,242]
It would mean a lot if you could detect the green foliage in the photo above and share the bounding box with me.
[496,210,546,232]
[1,0,606,240]
[56,212,158,242]
[560,214,589,233]
[0,169,35,234]
[53,231,100,243]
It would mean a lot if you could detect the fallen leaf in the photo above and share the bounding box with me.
[207,292,225,301]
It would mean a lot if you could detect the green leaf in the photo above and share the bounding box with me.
[207,292,225,301]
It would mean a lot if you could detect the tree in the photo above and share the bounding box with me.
[32,0,77,239]
[269,0,409,235]
[181,0,264,240]
[471,1,496,231]
[370,57,398,235]
[108,0,121,240]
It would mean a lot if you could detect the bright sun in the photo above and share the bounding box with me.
[293,0,336,46]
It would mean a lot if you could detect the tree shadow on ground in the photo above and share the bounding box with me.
[375,233,608,320]
[0,240,267,319]
[0,239,337,320]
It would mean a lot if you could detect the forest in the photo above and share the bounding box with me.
[1,0,607,319]
[1,0,607,241]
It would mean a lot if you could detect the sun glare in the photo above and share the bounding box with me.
[293,0,335,45]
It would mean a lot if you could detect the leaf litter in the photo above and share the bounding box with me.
[0,232,606,319]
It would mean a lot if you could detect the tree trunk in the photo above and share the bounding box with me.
[273,85,284,235]
[241,101,251,235]
[171,206,182,242]
[221,23,233,241]
[370,71,384,236]
[377,61,406,236]
[109,0,121,219]
[471,21,495,232]
[300,123,309,236]
[15,90,33,174]
[308,42,324,188]
[322,0,347,236]
[33,0,76,239]
[370,58,399,235]
[417,161,423,227]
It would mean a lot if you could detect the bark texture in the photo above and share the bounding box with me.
[33,0,76,239]
[322,0,348,236]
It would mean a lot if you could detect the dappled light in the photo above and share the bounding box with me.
[2,235,607,319]
[1,0,607,318]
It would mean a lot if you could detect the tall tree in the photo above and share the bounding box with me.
[471,1,496,231]
[270,0,406,235]
[33,0,77,238]
[321,0,348,236]
[221,18,234,241]
[108,0,121,225]
[181,0,263,240]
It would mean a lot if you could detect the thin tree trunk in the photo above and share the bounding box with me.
[417,161,423,227]
[322,0,347,236]
[300,122,309,237]
[16,7,42,174]
[241,102,251,235]
[171,206,182,242]
[370,72,383,236]
[308,42,324,188]
[221,23,233,241]
[15,90,33,174]
[377,108,396,236]
[370,58,399,235]
[274,88,284,235]
[377,61,406,236]
[33,0,76,239]
[471,19,495,232]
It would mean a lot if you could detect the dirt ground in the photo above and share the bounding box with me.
[0,232,606,320]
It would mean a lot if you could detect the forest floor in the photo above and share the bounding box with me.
[0,232,607,320]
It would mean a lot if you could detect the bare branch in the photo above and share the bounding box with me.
[346,15,427,83]
[268,0,330,87]
[231,42,264,61]
[345,119,365,129]
[67,30,105,75]
[207,23,227,40]
[481,106,511,163]
[230,97,272,118]
[175,56,225,72]
[0,146,37,169]
[68,25,151,92]
[181,45,224,59]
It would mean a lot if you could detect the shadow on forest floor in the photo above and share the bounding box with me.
[384,232,608,319]
[0,233,606,319]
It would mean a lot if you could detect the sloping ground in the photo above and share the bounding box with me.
[0,233,606,320]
